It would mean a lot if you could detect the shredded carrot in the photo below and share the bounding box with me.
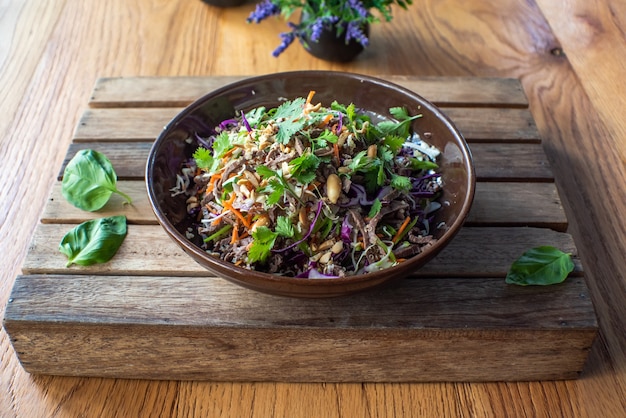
[231,224,239,244]
[221,145,241,161]
[222,194,251,229]
[205,173,222,193]
[321,113,333,126]
[396,258,407,263]
[239,231,249,240]
[392,216,411,244]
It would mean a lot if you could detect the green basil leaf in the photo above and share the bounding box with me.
[62,149,132,211]
[59,215,128,267]
[505,246,574,286]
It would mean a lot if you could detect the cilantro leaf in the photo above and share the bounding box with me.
[274,98,307,143]
[213,131,234,158]
[274,97,306,120]
[348,150,370,171]
[256,166,284,205]
[256,165,276,179]
[314,129,338,146]
[247,226,278,263]
[377,107,423,138]
[389,106,410,120]
[383,135,406,154]
[245,106,266,127]
[276,118,306,144]
[391,174,412,192]
[192,147,220,173]
[330,101,357,124]
[275,216,295,238]
[262,179,285,206]
[289,152,320,184]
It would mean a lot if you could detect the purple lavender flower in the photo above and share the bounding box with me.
[345,21,369,47]
[309,16,340,42]
[272,31,297,57]
[247,0,280,24]
[347,0,369,18]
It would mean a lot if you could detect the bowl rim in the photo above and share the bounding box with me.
[146,70,476,288]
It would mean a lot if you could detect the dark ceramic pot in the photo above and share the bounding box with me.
[299,18,370,62]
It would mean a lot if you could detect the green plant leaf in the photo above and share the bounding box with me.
[367,198,382,218]
[289,152,320,184]
[61,149,132,211]
[505,246,575,286]
[59,215,128,267]
[248,226,278,263]
[275,215,295,238]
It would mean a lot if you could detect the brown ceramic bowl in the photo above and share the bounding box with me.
[146,71,475,297]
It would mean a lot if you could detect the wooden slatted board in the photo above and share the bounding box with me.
[3,76,598,382]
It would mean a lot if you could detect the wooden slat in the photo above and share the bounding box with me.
[21,225,583,277]
[41,181,568,231]
[470,142,553,181]
[6,275,595,328]
[89,76,529,109]
[72,107,540,143]
[4,275,595,381]
[58,142,554,181]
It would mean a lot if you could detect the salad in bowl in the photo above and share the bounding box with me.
[146,71,475,297]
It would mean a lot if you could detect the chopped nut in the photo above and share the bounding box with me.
[317,239,335,252]
[319,251,332,264]
[243,170,259,188]
[331,241,344,254]
[251,214,270,232]
[367,144,378,159]
[326,173,341,204]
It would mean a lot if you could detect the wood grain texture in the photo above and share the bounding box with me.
[89,76,529,108]
[20,225,583,277]
[59,141,555,181]
[5,275,596,381]
[1,0,624,416]
[40,180,568,229]
[73,107,541,142]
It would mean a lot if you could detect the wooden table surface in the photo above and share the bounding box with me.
[1,0,624,416]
